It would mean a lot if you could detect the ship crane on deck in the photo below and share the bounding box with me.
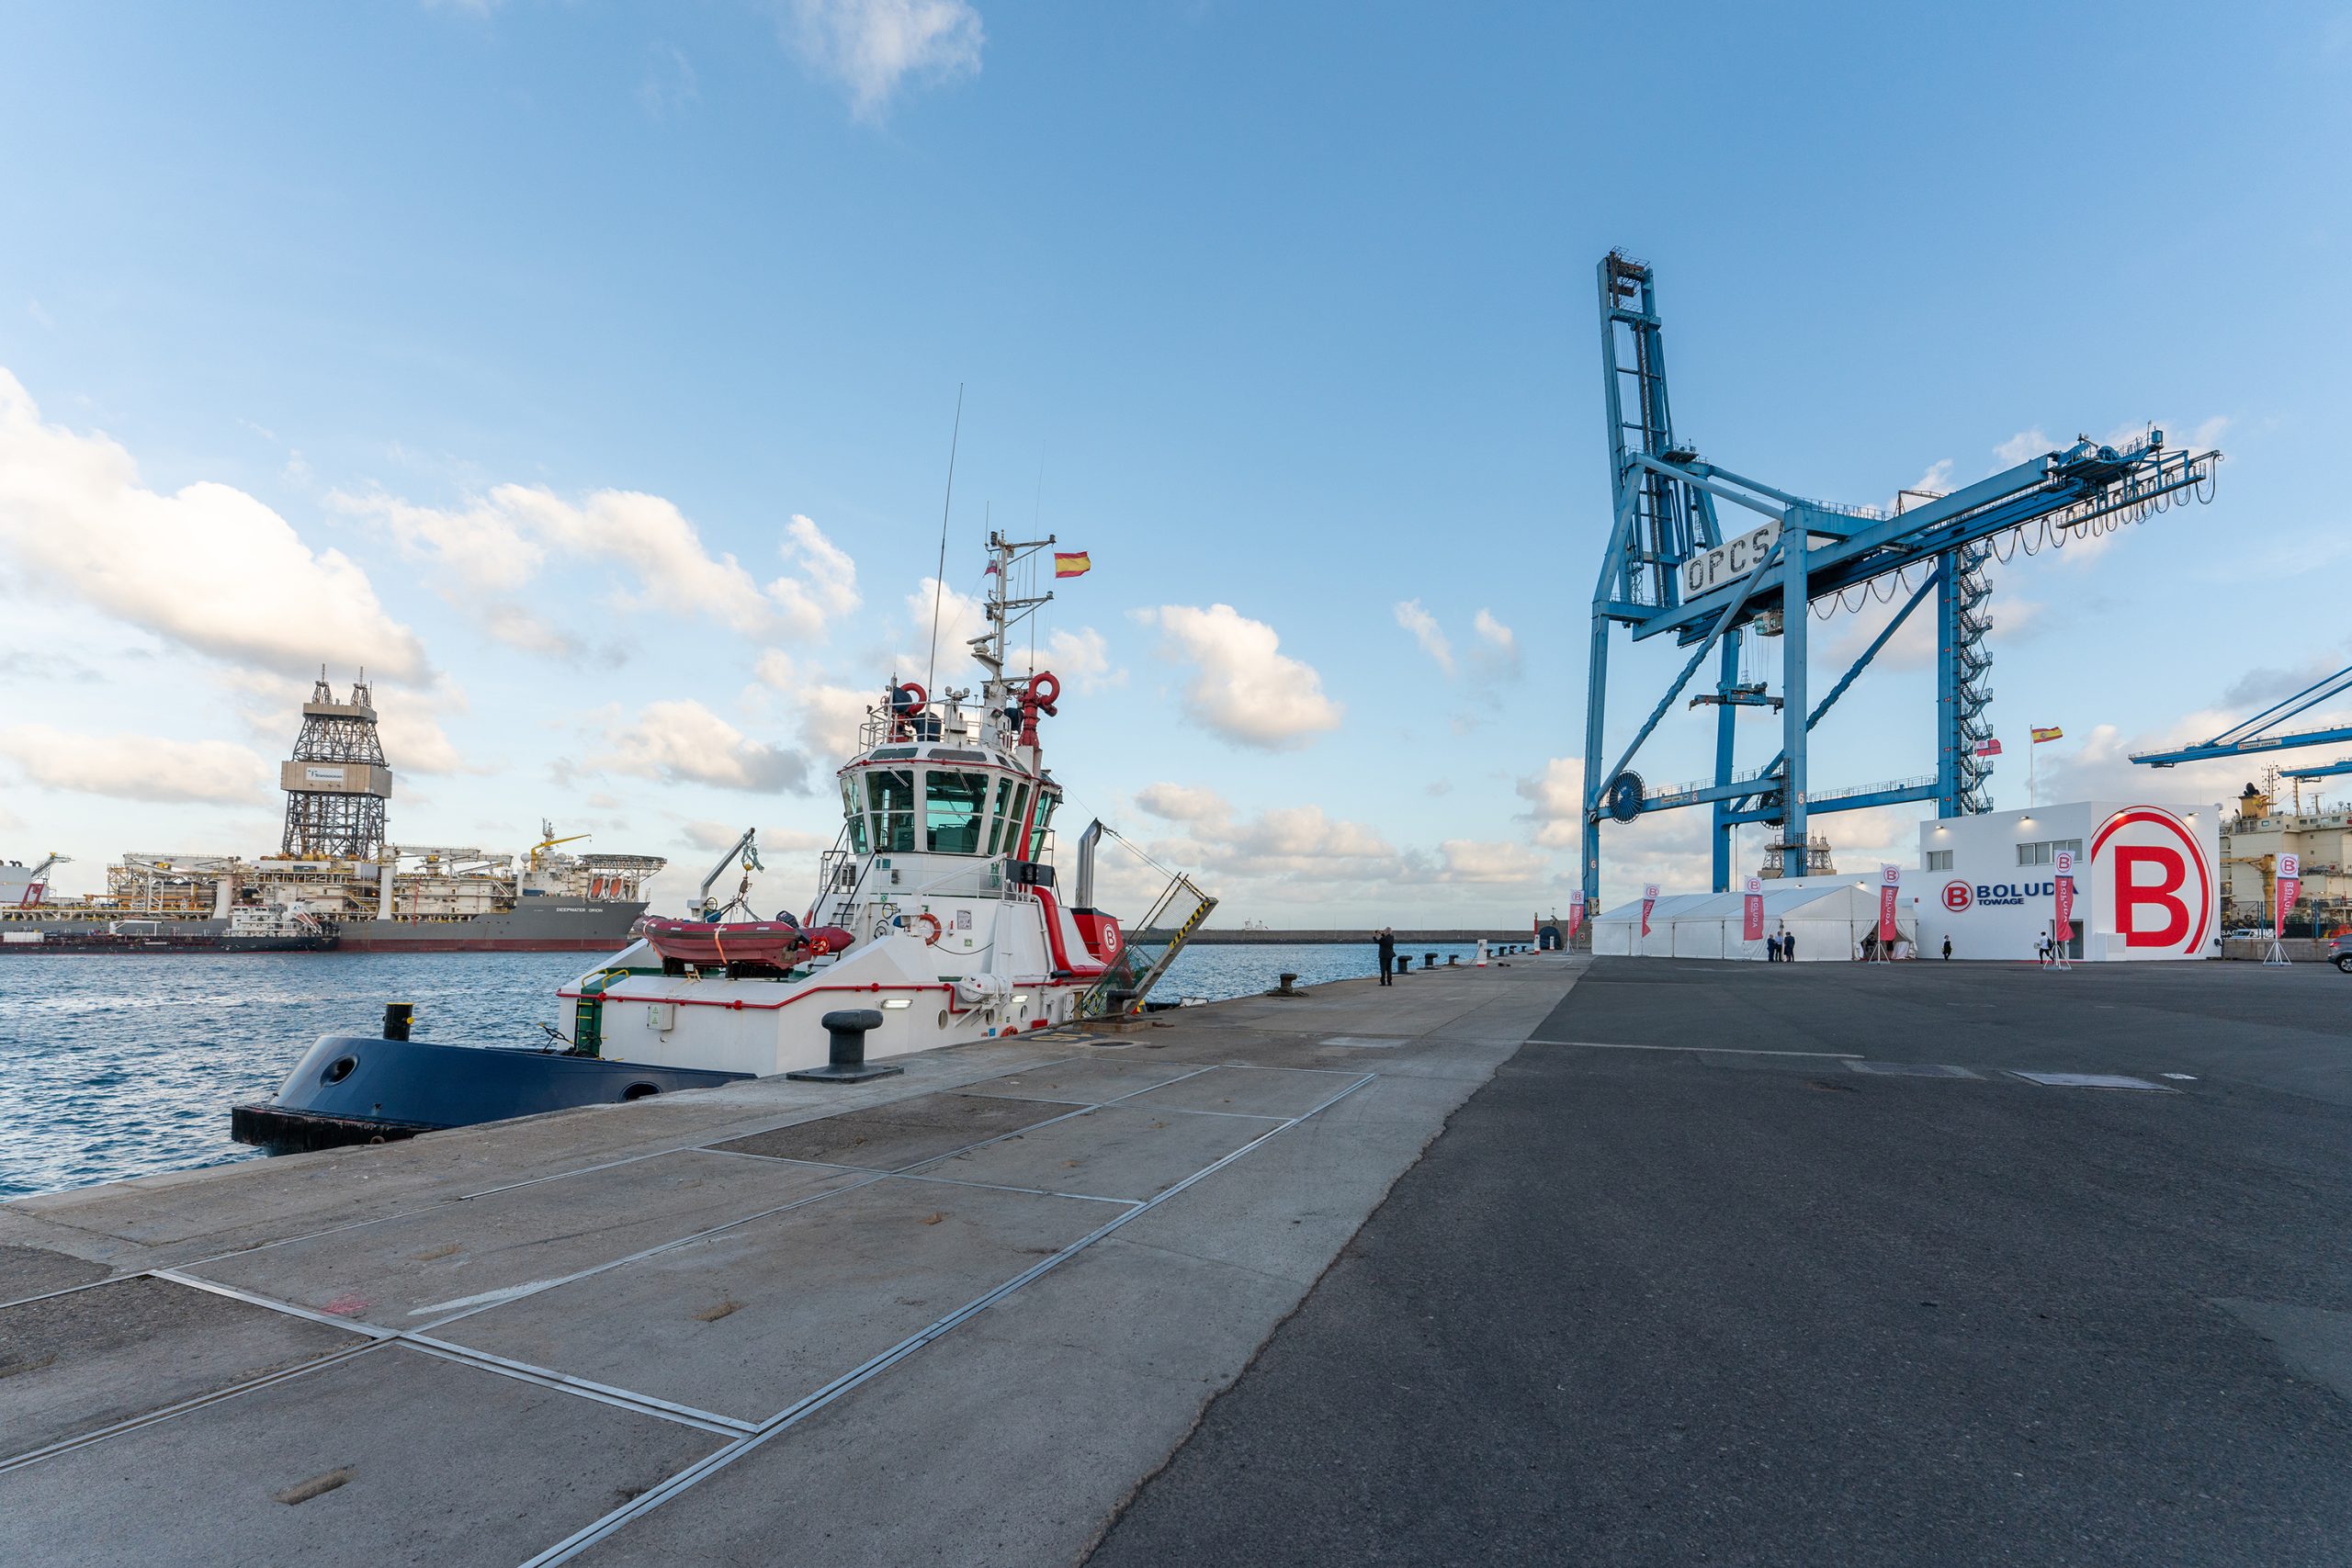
[1582,251,2222,902]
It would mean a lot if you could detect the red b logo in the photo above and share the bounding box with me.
[2091,807,2211,958]
[1942,881,1973,912]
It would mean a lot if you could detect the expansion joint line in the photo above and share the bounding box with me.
[511,1070,1381,1568]
[0,1058,1295,1483]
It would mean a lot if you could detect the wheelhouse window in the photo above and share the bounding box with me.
[867,768,917,853]
[925,771,991,853]
[840,776,868,854]
[987,777,1031,856]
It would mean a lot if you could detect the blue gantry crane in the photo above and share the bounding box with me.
[2129,661,2352,780]
[1581,251,2222,905]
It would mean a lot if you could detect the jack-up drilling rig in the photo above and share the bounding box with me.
[1581,252,2221,904]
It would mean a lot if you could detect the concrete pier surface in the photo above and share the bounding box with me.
[1088,958,2352,1567]
[0,957,1578,1566]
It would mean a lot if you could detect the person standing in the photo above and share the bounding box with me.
[1375,927,1396,987]
[1782,927,1796,963]
[1767,931,1781,963]
[1941,934,1952,961]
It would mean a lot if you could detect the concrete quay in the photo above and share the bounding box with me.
[0,957,1581,1566]
[1094,957,2352,1567]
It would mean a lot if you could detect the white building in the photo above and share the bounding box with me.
[1915,800,2221,962]
[1592,798,2222,964]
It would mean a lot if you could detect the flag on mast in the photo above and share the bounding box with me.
[1973,738,2003,758]
[2030,726,2064,743]
[1054,551,1091,579]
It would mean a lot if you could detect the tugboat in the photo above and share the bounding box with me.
[233,533,1216,1152]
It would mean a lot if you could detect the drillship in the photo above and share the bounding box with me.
[0,676,665,953]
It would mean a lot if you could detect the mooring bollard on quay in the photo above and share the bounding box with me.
[786,1009,903,1083]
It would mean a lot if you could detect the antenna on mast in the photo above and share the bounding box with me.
[924,384,965,696]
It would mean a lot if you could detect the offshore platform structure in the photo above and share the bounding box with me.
[279,672,393,861]
[1581,252,2221,902]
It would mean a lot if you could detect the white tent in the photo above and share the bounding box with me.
[1592,881,1920,962]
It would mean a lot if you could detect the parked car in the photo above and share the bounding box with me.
[2332,933,2351,973]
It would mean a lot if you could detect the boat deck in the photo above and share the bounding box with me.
[0,957,1578,1566]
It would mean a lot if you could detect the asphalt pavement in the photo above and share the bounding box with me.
[1085,958,2352,1567]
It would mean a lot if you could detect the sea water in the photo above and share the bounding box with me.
[0,942,1483,1200]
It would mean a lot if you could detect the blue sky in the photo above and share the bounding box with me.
[1,1,2347,921]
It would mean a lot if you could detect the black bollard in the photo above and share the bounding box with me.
[382,1002,413,1041]
[1424,952,1437,970]
[786,1009,903,1083]
[1396,954,1413,975]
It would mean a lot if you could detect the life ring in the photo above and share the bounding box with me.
[916,912,944,946]
[891,681,927,716]
[809,935,831,956]
[1027,671,1060,713]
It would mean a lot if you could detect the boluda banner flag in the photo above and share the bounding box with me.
[1567,890,1586,941]
[2053,848,2075,945]
[1878,863,1900,947]
[1742,875,1764,942]
[1640,883,1659,938]
[2278,852,2301,935]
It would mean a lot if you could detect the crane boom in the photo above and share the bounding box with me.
[692,829,762,919]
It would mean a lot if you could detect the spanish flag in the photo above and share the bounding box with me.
[2030,726,2064,744]
[1053,550,1091,579]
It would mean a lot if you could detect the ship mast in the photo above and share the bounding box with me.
[969,530,1057,707]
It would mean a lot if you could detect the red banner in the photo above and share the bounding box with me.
[1567,891,1586,941]
[1640,883,1658,938]
[2278,852,2301,934]
[1742,875,1764,942]
[1878,864,1900,947]
[2053,849,2075,949]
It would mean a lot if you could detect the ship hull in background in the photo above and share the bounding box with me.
[0,900,649,953]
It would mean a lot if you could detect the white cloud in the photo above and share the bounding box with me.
[1394,599,1454,675]
[0,369,427,680]
[348,487,858,643]
[213,667,471,778]
[1437,840,1548,885]
[1995,429,2055,468]
[1517,758,1585,850]
[901,576,990,675]
[684,819,831,854]
[378,700,468,776]
[1142,604,1341,750]
[599,701,809,794]
[796,683,874,757]
[1045,626,1123,693]
[1135,782,1230,822]
[753,649,799,690]
[1891,459,1953,511]
[782,0,983,119]
[0,725,269,805]
[1471,609,1521,681]
[352,487,544,593]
